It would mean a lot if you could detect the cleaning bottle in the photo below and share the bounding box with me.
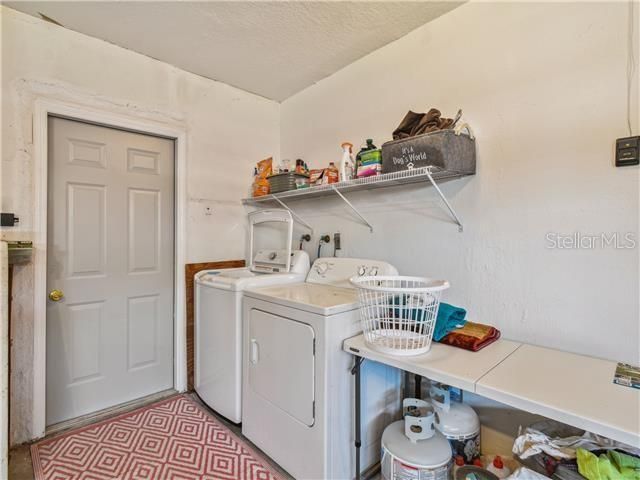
[357,138,377,157]
[339,142,354,182]
[355,139,377,175]
[486,456,511,479]
[326,162,339,184]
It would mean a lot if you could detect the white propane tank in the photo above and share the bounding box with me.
[430,384,481,464]
[381,399,452,480]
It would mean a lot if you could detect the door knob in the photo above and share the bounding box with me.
[49,289,64,302]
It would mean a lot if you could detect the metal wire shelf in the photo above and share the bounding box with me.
[242,166,473,233]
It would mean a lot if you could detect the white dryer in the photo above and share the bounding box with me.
[194,210,309,423]
[242,258,402,480]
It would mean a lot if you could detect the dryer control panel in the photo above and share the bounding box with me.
[251,249,309,274]
[306,257,398,288]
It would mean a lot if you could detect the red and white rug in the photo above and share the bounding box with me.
[31,395,283,480]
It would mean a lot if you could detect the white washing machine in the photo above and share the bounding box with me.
[194,210,309,423]
[242,257,402,480]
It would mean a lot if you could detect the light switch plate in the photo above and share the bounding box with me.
[616,136,639,167]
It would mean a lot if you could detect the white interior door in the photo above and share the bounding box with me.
[46,116,175,426]
[248,309,315,426]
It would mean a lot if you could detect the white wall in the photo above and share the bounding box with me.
[281,2,639,365]
[1,6,279,444]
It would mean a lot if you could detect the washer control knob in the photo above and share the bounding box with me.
[315,262,328,274]
[370,267,379,276]
[358,266,366,276]
[268,251,277,260]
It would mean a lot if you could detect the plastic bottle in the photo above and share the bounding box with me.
[361,138,377,151]
[355,139,377,176]
[326,162,339,184]
[356,138,377,160]
[486,456,511,479]
[339,142,355,182]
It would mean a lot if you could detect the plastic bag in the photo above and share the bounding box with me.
[252,157,272,197]
[505,467,549,479]
[513,421,640,460]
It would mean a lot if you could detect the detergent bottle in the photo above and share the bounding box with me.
[326,162,339,184]
[339,142,355,182]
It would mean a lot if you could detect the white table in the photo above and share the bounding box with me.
[343,334,640,478]
[344,334,521,392]
[476,344,640,448]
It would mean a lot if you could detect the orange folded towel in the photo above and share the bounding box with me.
[438,322,501,351]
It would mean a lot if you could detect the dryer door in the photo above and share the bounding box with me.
[248,309,315,426]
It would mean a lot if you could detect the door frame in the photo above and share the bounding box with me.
[32,98,188,439]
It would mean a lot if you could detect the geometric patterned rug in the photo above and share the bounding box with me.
[31,395,283,480]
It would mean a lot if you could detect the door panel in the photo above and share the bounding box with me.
[127,148,159,174]
[127,295,159,370]
[68,137,106,168]
[128,188,160,273]
[67,301,104,384]
[67,183,106,277]
[46,117,175,425]
[248,309,315,426]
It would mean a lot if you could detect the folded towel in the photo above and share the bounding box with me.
[433,303,467,341]
[392,108,456,140]
[438,322,500,351]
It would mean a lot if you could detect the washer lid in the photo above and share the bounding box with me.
[244,283,358,315]
[195,269,306,291]
[382,420,452,469]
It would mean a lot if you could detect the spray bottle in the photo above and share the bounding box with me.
[339,142,355,182]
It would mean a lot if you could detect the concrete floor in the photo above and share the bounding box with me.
[8,392,292,480]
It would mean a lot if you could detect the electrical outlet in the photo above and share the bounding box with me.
[1,213,19,226]
[334,232,341,250]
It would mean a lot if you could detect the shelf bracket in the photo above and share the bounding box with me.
[331,186,374,233]
[272,196,314,232]
[424,170,464,232]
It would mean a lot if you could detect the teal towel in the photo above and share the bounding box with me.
[433,303,467,341]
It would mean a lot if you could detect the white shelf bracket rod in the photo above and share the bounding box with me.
[331,186,374,233]
[424,171,464,232]
[272,196,314,232]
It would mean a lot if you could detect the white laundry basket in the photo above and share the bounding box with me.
[350,276,449,356]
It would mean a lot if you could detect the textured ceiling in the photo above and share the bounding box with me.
[5,1,463,101]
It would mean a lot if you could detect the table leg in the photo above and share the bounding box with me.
[400,371,411,403]
[415,374,422,399]
[351,356,364,480]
